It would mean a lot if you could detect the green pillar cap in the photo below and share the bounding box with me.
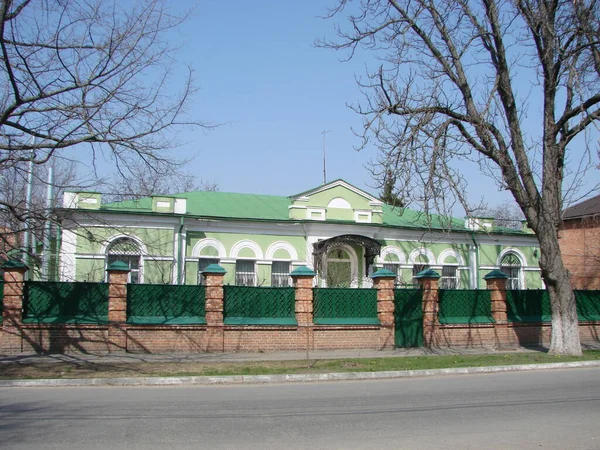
[106,261,131,272]
[290,266,316,277]
[202,263,226,274]
[371,268,397,279]
[1,259,28,270]
[484,269,509,280]
[415,268,440,279]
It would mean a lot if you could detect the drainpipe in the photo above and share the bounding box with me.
[177,216,184,284]
[470,231,480,289]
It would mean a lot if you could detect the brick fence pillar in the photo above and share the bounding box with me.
[484,269,510,347]
[291,266,315,351]
[203,264,226,352]
[107,261,130,352]
[1,260,28,353]
[371,269,396,349]
[416,269,440,347]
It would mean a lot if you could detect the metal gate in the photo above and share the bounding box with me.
[394,289,423,347]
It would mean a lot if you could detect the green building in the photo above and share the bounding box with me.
[57,179,542,289]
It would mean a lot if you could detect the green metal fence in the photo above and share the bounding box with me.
[506,289,551,322]
[575,290,600,321]
[313,288,378,325]
[394,289,423,347]
[0,280,3,323]
[223,286,296,325]
[438,289,494,324]
[127,284,206,324]
[23,281,109,323]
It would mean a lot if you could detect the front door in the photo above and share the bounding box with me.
[326,248,352,287]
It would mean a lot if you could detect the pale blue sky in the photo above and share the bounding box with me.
[90,0,598,214]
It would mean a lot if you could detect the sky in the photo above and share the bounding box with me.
[86,0,599,216]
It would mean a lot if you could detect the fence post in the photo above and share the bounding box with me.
[1,260,28,353]
[291,266,315,352]
[203,264,226,352]
[371,269,396,349]
[107,261,130,352]
[416,269,440,347]
[484,270,509,323]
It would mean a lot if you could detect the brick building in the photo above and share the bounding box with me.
[560,195,600,289]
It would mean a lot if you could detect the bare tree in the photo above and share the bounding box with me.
[0,0,206,255]
[104,160,218,202]
[321,0,600,355]
[479,201,525,230]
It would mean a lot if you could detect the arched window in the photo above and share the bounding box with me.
[501,253,523,289]
[106,237,142,283]
[326,248,353,287]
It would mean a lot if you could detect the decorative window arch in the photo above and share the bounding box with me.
[230,239,264,260]
[378,246,406,286]
[105,236,144,283]
[191,238,227,259]
[438,249,463,289]
[266,241,298,287]
[231,240,262,286]
[265,241,299,261]
[409,248,435,284]
[500,251,525,289]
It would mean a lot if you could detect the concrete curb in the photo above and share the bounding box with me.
[1,360,600,388]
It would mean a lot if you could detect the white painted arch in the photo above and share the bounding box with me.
[265,241,299,261]
[327,197,352,209]
[191,238,227,259]
[408,247,436,265]
[101,234,148,256]
[230,239,264,259]
[377,246,407,265]
[438,248,465,266]
[496,247,527,267]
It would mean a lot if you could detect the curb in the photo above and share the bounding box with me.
[1,360,600,388]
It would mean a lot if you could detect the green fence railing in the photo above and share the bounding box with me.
[575,290,600,321]
[223,286,296,325]
[313,287,378,325]
[438,289,494,324]
[0,280,3,323]
[127,284,206,324]
[506,289,551,322]
[23,281,109,323]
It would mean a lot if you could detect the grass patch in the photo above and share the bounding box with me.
[0,350,599,380]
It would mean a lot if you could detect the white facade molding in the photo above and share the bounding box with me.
[307,208,326,221]
[354,210,372,223]
[438,248,465,266]
[100,233,148,256]
[496,247,528,267]
[191,238,227,259]
[327,197,352,209]
[408,247,436,265]
[265,241,299,261]
[377,246,407,265]
[230,239,264,259]
[59,229,77,281]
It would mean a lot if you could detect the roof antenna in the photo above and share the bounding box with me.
[321,130,331,184]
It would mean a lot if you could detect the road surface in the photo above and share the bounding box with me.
[1,368,599,449]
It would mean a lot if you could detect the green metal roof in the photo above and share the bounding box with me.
[99,188,523,234]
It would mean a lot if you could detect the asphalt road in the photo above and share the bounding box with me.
[1,368,599,449]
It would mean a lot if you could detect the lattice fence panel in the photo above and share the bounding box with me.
[223,286,296,324]
[575,290,600,321]
[506,289,551,322]
[24,281,108,323]
[127,284,206,324]
[438,289,493,323]
[313,288,378,324]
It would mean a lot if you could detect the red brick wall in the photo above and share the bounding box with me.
[559,217,600,289]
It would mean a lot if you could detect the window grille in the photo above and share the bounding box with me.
[106,237,141,283]
[198,258,219,285]
[271,261,291,287]
[235,260,256,286]
[440,265,459,289]
[412,264,429,284]
[383,263,402,286]
[501,253,523,289]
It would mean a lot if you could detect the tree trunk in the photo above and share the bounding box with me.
[535,220,582,356]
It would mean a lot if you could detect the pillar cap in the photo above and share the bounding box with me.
[484,269,509,280]
[106,261,131,272]
[2,259,29,270]
[290,266,316,277]
[371,268,397,279]
[202,263,226,274]
[415,268,440,279]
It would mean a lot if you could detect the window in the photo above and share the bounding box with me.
[198,258,219,285]
[106,237,141,283]
[412,264,430,285]
[501,253,523,289]
[326,248,352,287]
[235,260,256,286]
[271,261,291,287]
[383,262,402,287]
[440,265,459,289]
